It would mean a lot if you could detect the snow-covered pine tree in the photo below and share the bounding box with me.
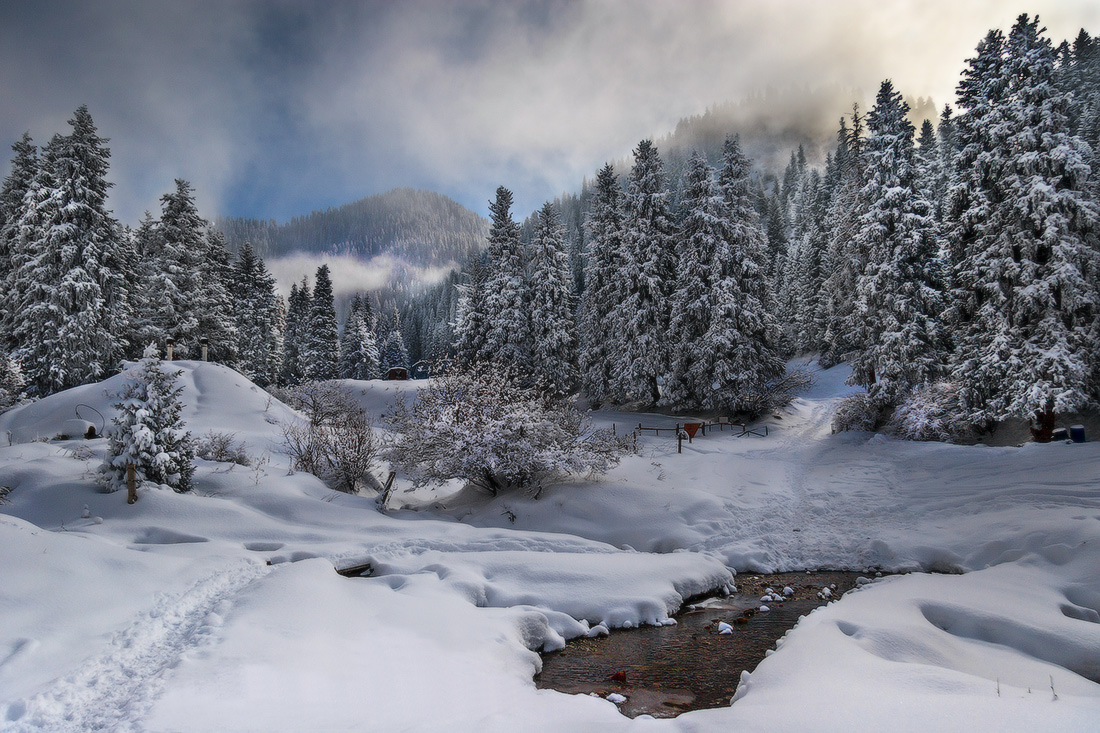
[197,228,239,365]
[11,108,126,394]
[304,264,340,381]
[527,201,578,397]
[378,306,410,374]
[233,242,283,386]
[280,278,311,385]
[339,293,380,380]
[663,152,722,410]
[482,186,531,372]
[452,252,490,368]
[849,80,945,407]
[0,132,37,349]
[579,163,625,405]
[142,179,209,359]
[708,136,785,414]
[951,15,1100,436]
[101,344,194,493]
[612,140,676,405]
[820,113,867,367]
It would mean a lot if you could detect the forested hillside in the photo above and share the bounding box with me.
[216,187,487,265]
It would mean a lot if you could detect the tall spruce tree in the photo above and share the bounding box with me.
[280,278,311,385]
[339,293,380,380]
[233,242,283,385]
[951,16,1100,436]
[482,186,530,371]
[452,252,490,367]
[0,133,37,349]
[528,201,578,397]
[710,137,785,413]
[10,108,126,394]
[579,164,625,405]
[849,81,945,406]
[612,139,676,405]
[303,264,340,381]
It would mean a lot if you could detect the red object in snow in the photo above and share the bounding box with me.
[684,422,701,438]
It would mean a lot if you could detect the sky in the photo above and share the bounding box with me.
[2,0,1098,225]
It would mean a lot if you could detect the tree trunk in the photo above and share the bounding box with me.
[1031,409,1056,443]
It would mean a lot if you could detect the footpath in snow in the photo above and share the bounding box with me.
[0,360,1098,731]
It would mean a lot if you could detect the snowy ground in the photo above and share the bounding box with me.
[1,361,1098,731]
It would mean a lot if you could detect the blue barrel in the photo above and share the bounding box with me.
[1070,425,1086,443]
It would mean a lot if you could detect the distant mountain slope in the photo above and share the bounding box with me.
[216,187,488,266]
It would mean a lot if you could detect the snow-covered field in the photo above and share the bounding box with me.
[1,361,1098,731]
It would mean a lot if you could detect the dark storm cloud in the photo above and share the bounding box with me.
[2,0,1098,225]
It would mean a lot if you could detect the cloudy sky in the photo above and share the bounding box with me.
[2,0,1097,225]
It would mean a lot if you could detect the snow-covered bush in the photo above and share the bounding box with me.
[886,381,978,443]
[278,381,381,493]
[100,345,195,493]
[385,365,626,496]
[832,393,880,433]
[195,431,252,466]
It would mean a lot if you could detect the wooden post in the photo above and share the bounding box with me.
[126,464,137,504]
[200,337,209,362]
[678,431,683,454]
[612,423,616,437]
[166,337,174,360]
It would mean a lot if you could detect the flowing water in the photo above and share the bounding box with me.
[535,570,874,718]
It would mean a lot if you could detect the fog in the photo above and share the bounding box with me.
[2,0,1097,223]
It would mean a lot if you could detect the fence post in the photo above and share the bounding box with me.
[126,464,137,504]
[678,431,683,454]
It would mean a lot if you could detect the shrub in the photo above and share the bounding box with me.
[736,367,816,418]
[885,381,979,443]
[832,393,880,433]
[195,431,252,466]
[385,365,626,496]
[278,381,381,494]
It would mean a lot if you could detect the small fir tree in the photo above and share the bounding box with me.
[101,344,194,493]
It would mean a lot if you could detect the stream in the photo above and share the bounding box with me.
[535,570,876,718]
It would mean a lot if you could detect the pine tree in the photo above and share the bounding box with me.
[663,152,722,410]
[101,344,194,493]
[304,264,340,381]
[849,80,945,406]
[612,140,676,405]
[339,293,380,380]
[527,201,578,397]
[708,136,785,413]
[11,108,126,394]
[452,253,490,367]
[0,133,37,349]
[951,15,1100,435]
[579,164,625,405]
[482,186,530,371]
[280,278,311,385]
[233,242,283,385]
[378,306,409,374]
[197,228,239,365]
[142,179,209,359]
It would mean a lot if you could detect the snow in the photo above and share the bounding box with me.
[1,359,1099,731]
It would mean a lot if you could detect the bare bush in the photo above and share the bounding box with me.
[737,367,816,418]
[195,431,252,466]
[386,365,627,496]
[279,382,382,494]
[833,393,881,433]
[885,381,979,443]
